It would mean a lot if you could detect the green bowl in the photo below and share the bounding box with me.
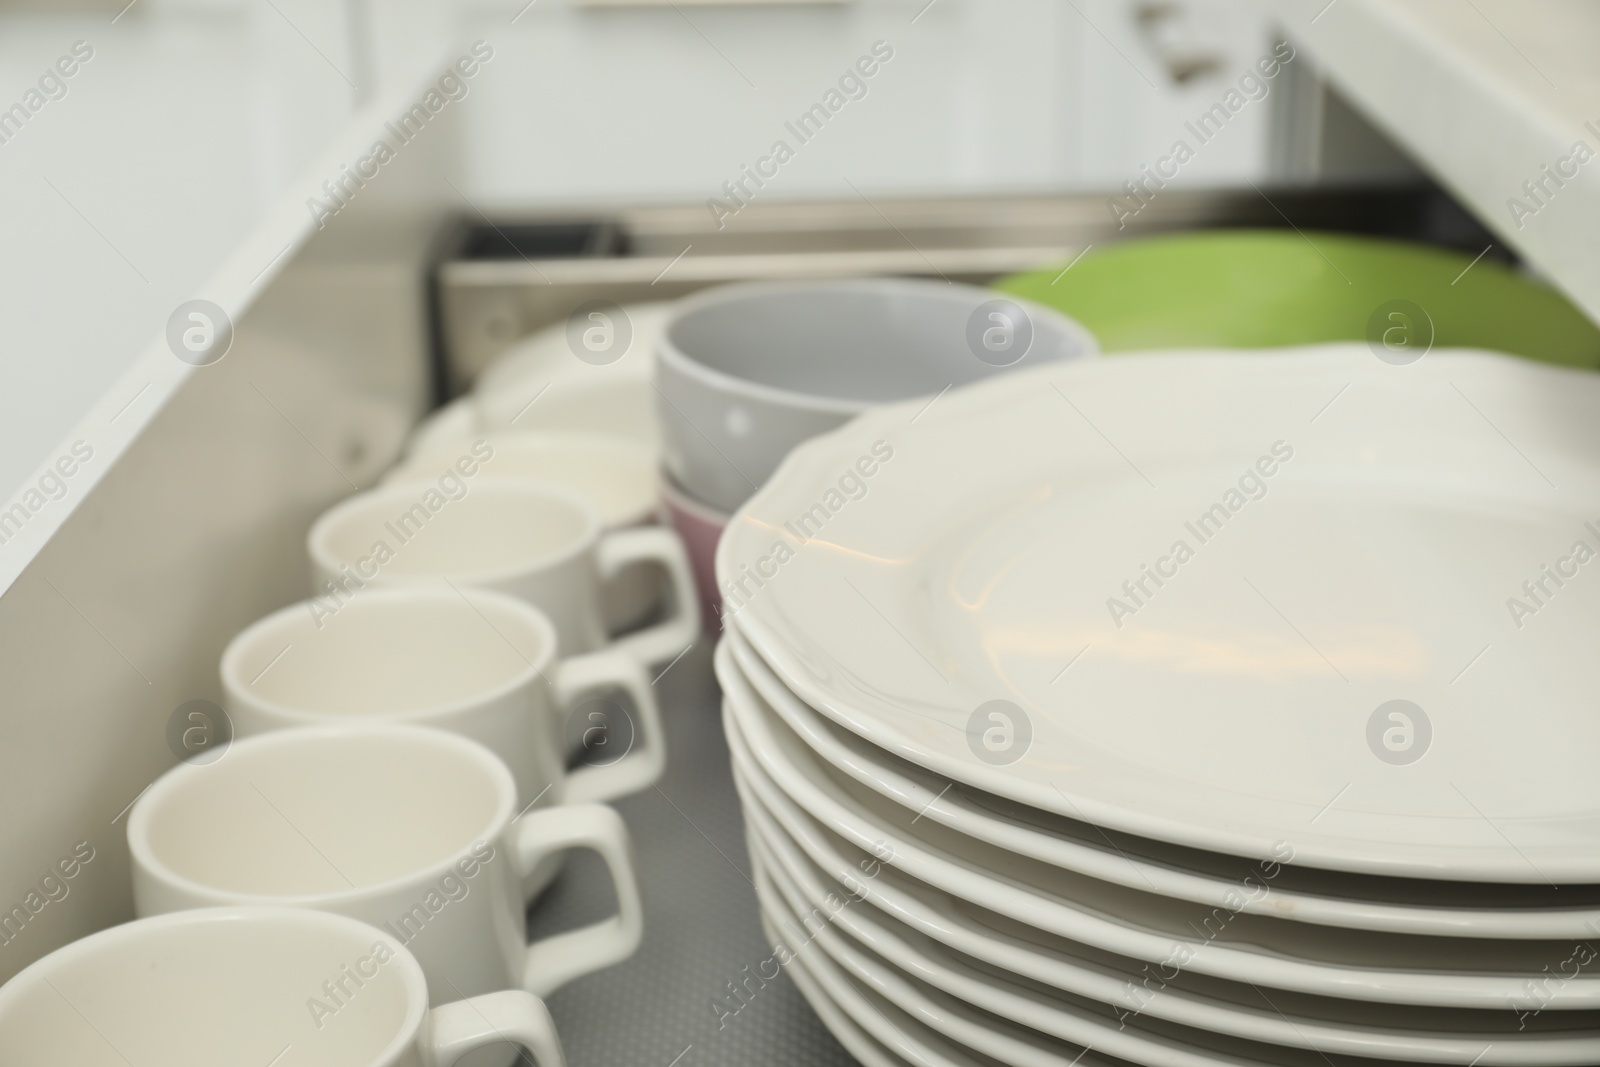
[995,230,1600,369]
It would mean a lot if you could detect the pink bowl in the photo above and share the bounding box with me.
[660,469,730,634]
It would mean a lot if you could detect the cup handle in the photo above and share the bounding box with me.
[421,989,567,1067]
[511,803,644,997]
[595,526,700,665]
[554,650,667,803]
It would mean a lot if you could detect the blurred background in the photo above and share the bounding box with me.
[0,0,1436,509]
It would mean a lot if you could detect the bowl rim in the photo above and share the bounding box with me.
[655,277,1098,417]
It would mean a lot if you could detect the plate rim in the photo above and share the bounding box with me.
[720,346,1600,881]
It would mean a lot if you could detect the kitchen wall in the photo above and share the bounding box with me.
[450,0,1284,209]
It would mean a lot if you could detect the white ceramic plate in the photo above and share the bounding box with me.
[477,302,667,399]
[474,302,669,448]
[753,834,1462,1067]
[771,922,971,1067]
[739,756,1600,1066]
[755,861,1116,1067]
[719,651,1600,1009]
[752,870,1081,1067]
[726,628,1600,939]
[404,396,480,458]
[721,346,1600,881]
[756,908,1004,1067]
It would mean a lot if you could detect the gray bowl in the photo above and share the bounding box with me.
[655,278,1099,513]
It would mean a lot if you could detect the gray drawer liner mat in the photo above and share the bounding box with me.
[525,641,858,1067]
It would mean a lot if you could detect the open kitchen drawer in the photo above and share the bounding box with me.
[0,3,1591,1063]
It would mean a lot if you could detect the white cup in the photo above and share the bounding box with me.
[391,431,658,530]
[307,480,698,665]
[219,586,665,809]
[129,725,644,1001]
[386,431,664,630]
[0,905,566,1066]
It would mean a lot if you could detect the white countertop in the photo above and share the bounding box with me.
[1280,0,1600,320]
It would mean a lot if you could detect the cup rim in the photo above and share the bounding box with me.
[0,905,429,1065]
[392,429,659,530]
[656,277,1093,416]
[307,478,604,587]
[128,724,517,910]
[220,586,559,727]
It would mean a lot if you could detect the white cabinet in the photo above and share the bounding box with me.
[1278,0,1600,321]
[0,0,447,590]
[451,0,1279,205]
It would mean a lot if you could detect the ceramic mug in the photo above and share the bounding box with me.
[129,725,644,1001]
[219,586,665,809]
[306,480,698,665]
[387,431,664,631]
[660,468,730,634]
[0,905,566,1066]
[655,277,1098,511]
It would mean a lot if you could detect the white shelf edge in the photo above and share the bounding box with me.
[0,52,451,601]
[1281,0,1600,325]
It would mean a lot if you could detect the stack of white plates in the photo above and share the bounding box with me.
[715,345,1600,1067]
